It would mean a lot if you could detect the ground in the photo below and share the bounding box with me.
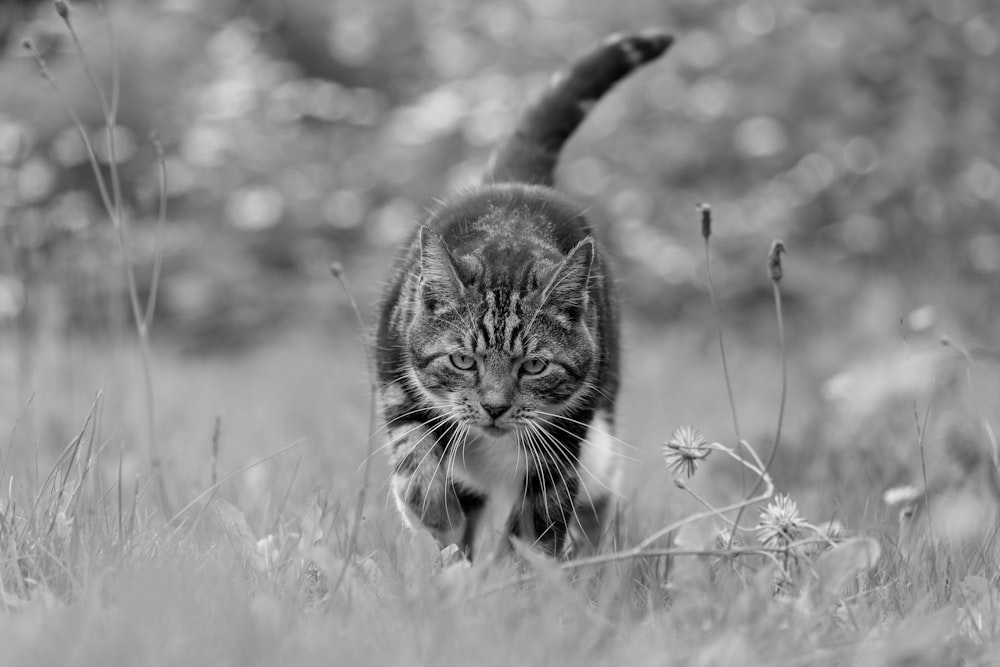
[1,280,998,665]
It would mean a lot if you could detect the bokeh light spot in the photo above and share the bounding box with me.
[964,160,1000,201]
[843,136,879,174]
[322,190,368,229]
[735,116,787,158]
[16,156,56,203]
[968,235,1000,272]
[226,186,286,230]
[736,0,776,37]
[564,157,608,197]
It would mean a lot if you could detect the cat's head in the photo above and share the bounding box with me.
[405,226,599,437]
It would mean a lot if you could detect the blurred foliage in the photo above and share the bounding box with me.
[0,0,999,350]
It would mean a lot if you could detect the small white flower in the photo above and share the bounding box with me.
[662,426,711,478]
[714,525,742,550]
[757,493,808,547]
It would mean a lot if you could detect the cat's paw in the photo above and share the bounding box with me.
[437,543,471,569]
[392,472,466,546]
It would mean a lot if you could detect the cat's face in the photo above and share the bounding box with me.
[406,228,597,437]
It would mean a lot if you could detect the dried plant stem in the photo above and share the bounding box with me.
[35,1,171,515]
[23,44,114,214]
[145,133,168,328]
[632,469,774,553]
[478,534,833,599]
[210,415,222,488]
[329,264,377,597]
[914,399,935,550]
[166,439,304,532]
[761,276,787,484]
[699,204,752,537]
[116,445,124,542]
[274,453,303,525]
[706,442,764,477]
[94,0,121,119]
[703,239,743,458]
[728,241,787,547]
[676,441,769,531]
[676,482,741,530]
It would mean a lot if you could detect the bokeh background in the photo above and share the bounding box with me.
[1,0,999,537]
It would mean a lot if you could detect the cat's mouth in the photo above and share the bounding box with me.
[479,424,511,438]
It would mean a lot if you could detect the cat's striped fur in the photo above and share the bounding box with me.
[376,31,673,560]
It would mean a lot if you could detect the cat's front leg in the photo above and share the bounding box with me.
[520,467,579,560]
[389,424,465,549]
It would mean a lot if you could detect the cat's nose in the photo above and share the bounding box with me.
[482,403,510,420]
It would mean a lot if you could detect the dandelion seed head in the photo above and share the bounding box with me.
[715,526,742,550]
[662,425,711,478]
[757,493,808,546]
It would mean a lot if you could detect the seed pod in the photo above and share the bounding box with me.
[768,239,786,283]
[698,203,711,239]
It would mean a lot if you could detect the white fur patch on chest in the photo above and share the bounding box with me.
[451,432,525,493]
[449,431,526,555]
[448,411,624,555]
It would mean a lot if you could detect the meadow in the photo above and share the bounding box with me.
[2,1,1000,665]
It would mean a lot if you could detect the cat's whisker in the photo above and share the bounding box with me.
[531,422,594,542]
[512,424,524,487]
[360,411,453,471]
[515,428,535,520]
[525,427,567,539]
[525,421,587,542]
[533,425,625,544]
[579,379,622,410]
[531,417,641,476]
[420,418,462,525]
[399,419,456,522]
[365,407,426,445]
[376,402,442,429]
[441,424,463,533]
[385,411,453,455]
[398,428,440,512]
[520,426,550,527]
[535,410,643,455]
[446,421,470,505]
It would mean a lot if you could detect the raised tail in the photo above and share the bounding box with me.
[485,30,673,187]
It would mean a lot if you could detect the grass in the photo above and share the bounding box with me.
[1,315,998,666]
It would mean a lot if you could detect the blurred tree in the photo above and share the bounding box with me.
[2,0,999,350]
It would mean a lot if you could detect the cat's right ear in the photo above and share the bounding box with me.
[417,226,464,311]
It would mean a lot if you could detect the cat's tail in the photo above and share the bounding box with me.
[485,30,673,187]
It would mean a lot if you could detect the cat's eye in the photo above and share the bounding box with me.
[520,358,547,375]
[449,353,476,370]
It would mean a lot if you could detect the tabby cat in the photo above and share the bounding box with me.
[376,31,673,560]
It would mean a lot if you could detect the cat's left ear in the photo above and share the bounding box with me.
[417,226,465,311]
[543,237,594,321]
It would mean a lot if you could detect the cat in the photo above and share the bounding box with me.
[376,30,673,560]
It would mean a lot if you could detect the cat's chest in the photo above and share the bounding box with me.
[450,431,526,554]
[450,431,526,498]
